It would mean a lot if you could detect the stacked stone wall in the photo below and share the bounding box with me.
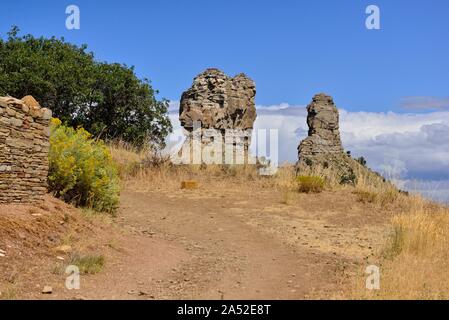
[0,96,52,203]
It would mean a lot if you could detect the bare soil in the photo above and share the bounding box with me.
[0,183,391,300]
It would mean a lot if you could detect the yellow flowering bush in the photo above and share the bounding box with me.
[296,175,325,193]
[48,118,120,213]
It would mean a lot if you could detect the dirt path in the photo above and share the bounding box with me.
[98,186,388,300]
[1,185,389,300]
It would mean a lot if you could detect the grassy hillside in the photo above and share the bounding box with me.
[110,142,449,299]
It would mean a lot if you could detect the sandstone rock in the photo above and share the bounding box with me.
[55,245,73,254]
[10,118,23,127]
[41,108,52,120]
[178,68,256,164]
[0,117,10,125]
[181,181,199,190]
[0,165,12,172]
[6,107,16,117]
[180,68,256,130]
[42,286,53,294]
[21,95,40,108]
[297,93,353,179]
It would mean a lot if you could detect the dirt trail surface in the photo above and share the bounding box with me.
[0,185,390,300]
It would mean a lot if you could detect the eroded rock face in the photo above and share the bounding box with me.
[297,93,356,180]
[297,93,388,186]
[178,68,256,164]
[298,93,344,161]
[179,68,256,131]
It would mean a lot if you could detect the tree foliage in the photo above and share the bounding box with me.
[0,27,172,148]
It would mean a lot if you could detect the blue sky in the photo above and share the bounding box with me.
[2,0,449,200]
[2,0,449,112]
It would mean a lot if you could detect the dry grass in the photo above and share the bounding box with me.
[109,141,373,195]
[0,287,17,300]
[354,190,378,204]
[353,187,400,207]
[108,140,147,178]
[110,142,449,300]
[348,195,449,300]
[111,142,301,193]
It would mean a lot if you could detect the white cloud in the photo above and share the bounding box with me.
[168,100,180,113]
[166,101,449,201]
[339,110,449,180]
[400,96,449,111]
[398,179,449,204]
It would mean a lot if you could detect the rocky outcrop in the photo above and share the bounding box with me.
[0,96,52,204]
[298,93,344,159]
[180,68,256,131]
[178,68,256,164]
[297,93,353,179]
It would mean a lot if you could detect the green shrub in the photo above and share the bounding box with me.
[48,118,120,213]
[70,254,105,274]
[304,158,313,166]
[340,172,357,185]
[296,176,325,193]
[356,156,367,167]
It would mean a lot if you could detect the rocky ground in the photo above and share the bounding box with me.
[0,180,391,300]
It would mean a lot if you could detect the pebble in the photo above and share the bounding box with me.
[55,245,72,254]
[42,286,53,294]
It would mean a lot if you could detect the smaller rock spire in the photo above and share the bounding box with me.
[298,93,344,164]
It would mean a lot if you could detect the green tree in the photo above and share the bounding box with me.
[0,26,172,148]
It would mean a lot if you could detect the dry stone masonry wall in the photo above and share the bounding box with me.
[0,96,52,203]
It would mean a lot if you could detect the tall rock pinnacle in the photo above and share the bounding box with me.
[297,93,354,179]
[298,93,344,161]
